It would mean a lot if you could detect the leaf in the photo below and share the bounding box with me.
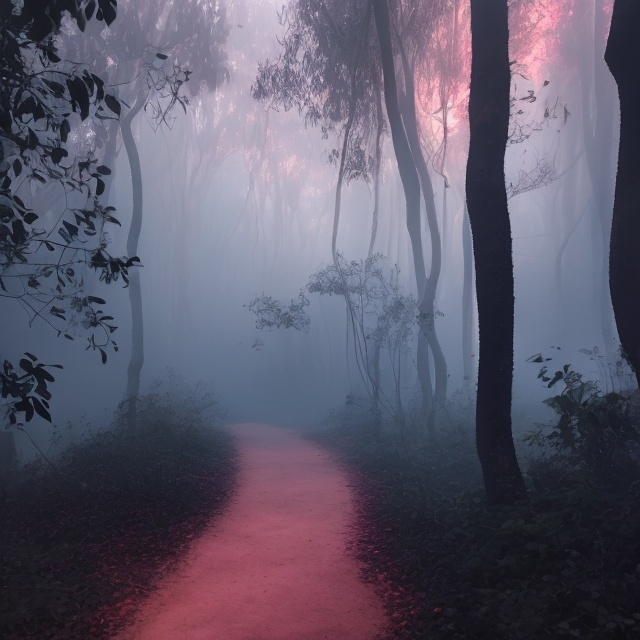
[97,0,117,25]
[96,165,111,175]
[104,94,121,116]
[156,52,169,60]
[60,119,70,143]
[85,0,96,21]
[50,147,68,165]
[99,348,107,364]
[19,358,34,373]
[32,397,52,422]
[67,77,90,120]
[87,296,106,304]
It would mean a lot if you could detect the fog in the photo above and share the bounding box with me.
[3,0,631,456]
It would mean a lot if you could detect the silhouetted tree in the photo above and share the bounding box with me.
[0,0,135,427]
[465,0,526,504]
[605,0,640,388]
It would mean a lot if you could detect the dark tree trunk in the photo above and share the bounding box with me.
[605,0,640,388]
[121,93,146,431]
[373,0,433,417]
[465,0,526,504]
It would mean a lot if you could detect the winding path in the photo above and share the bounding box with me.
[116,423,388,640]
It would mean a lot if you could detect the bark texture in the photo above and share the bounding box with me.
[605,0,640,387]
[465,0,526,504]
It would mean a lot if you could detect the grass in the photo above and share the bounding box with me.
[310,400,640,640]
[0,376,238,640]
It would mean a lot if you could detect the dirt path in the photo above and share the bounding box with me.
[115,423,388,640]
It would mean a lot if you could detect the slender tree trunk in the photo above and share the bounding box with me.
[373,0,432,417]
[331,4,378,408]
[121,93,146,431]
[605,0,640,387]
[462,201,474,393]
[371,341,382,438]
[466,0,526,504]
[396,44,448,411]
[368,64,384,260]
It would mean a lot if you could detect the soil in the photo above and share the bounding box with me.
[115,423,389,640]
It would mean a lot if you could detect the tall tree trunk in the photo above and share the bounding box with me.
[373,0,432,417]
[121,93,146,431]
[368,63,384,260]
[577,2,618,359]
[466,0,526,504]
[396,41,448,411]
[462,201,474,393]
[331,4,377,408]
[605,0,640,388]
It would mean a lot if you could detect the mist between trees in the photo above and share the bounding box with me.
[1,0,639,504]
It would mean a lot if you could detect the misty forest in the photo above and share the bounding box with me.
[2,0,640,638]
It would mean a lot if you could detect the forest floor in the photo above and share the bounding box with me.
[114,422,388,640]
[0,390,238,640]
[310,404,640,640]
[3,392,640,640]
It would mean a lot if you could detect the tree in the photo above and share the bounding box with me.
[64,0,230,428]
[605,0,640,388]
[1,0,134,427]
[254,0,450,423]
[465,0,527,504]
[248,253,417,435]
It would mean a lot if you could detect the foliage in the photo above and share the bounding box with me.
[525,355,640,485]
[252,0,379,182]
[311,406,640,640]
[309,252,417,417]
[247,253,418,419]
[1,0,137,425]
[247,290,310,332]
[0,374,237,640]
[1,353,62,426]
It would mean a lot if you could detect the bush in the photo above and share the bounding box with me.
[0,374,237,640]
[525,362,640,487]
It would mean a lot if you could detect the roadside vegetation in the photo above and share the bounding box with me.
[311,378,640,640]
[0,374,237,640]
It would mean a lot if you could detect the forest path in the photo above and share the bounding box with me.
[115,422,388,640]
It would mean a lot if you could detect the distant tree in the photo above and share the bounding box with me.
[0,0,135,427]
[465,0,527,504]
[63,0,231,429]
[308,252,417,431]
[254,0,450,423]
[248,252,417,435]
[605,0,640,388]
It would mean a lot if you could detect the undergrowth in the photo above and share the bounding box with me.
[0,374,238,640]
[312,393,640,640]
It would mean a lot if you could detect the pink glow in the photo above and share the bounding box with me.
[115,423,388,640]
